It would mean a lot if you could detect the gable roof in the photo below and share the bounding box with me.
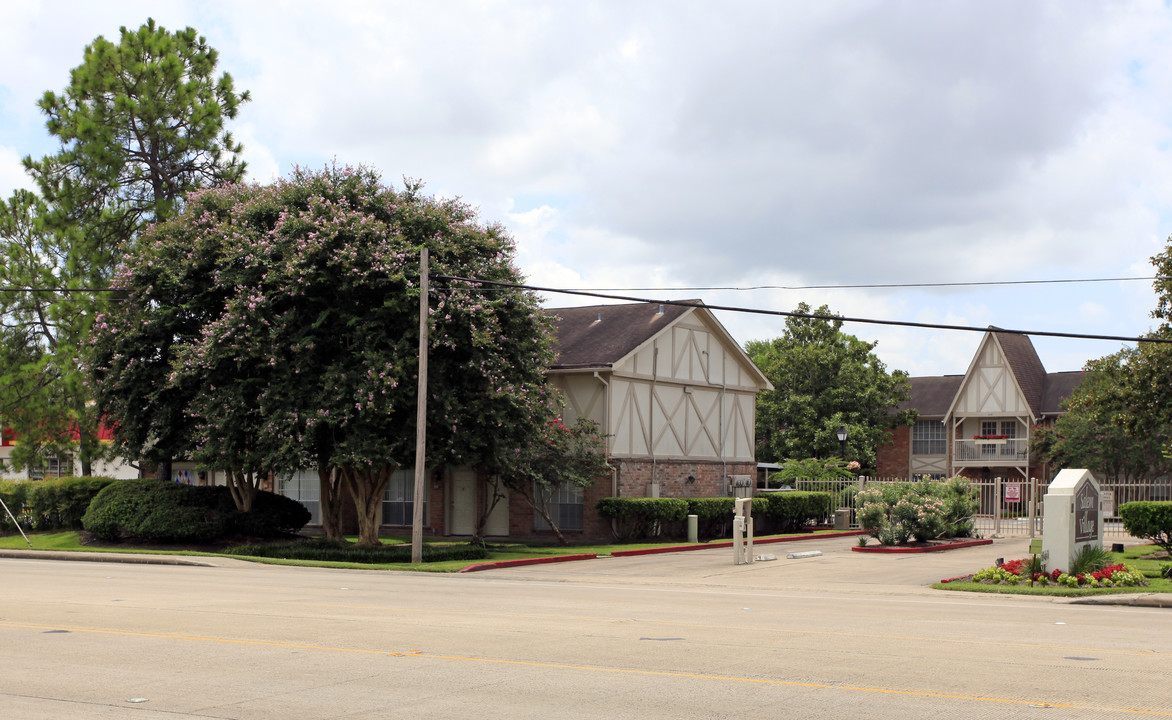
[544,300,772,390]
[544,301,697,370]
[903,375,964,417]
[992,329,1047,417]
[1041,371,1085,415]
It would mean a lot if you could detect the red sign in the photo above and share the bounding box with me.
[1004,483,1021,502]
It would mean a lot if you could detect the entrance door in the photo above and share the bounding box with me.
[449,468,476,535]
[484,477,509,537]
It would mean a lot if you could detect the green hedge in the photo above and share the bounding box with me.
[0,477,118,533]
[594,492,833,541]
[757,491,833,533]
[222,539,489,564]
[82,480,312,544]
[596,497,689,540]
[1120,501,1172,555]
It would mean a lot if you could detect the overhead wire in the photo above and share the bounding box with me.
[433,274,1172,345]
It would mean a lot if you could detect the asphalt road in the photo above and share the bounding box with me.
[1,535,1168,719]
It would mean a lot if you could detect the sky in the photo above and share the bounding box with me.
[2,1,1171,377]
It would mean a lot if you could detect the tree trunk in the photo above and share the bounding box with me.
[317,462,346,542]
[155,458,172,482]
[519,485,568,545]
[227,469,258,512]
[341,463,392,547]
[471,475,506,546]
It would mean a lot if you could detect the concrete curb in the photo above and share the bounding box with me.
[1068,593,1172,608]
[459,553,597,573]
[851,538,994,554]
[0,549,217,566]
[611,530,869,557]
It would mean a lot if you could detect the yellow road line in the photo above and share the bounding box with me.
[2,619,1168,716]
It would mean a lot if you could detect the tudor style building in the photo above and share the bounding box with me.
[279,299,773,542]
[877,328,1083,481]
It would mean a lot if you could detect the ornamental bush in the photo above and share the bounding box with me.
[0,481,30,533]
[223,539,489,564]
[83,480,311,543]
[757,491,833,532]
[857,477,977,545]
[596,497,689,541]
[1119,501,1172,556]
[0,477,118,533]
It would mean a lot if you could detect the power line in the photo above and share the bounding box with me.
[552,276,1167,292]
[434,274,1172,345]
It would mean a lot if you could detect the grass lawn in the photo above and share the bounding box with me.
[933,545,1172,596]
[0,528,853,572]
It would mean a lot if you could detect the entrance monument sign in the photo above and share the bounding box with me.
[1042,469,1102,573]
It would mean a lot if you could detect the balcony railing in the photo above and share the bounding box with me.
[954,438,1029,464]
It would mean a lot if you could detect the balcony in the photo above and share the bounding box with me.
[954,438,1028,466]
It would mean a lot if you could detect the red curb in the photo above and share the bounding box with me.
[610,530,870,557]
[458,553,596,573]
[851,538,994,554]
[939,575,973,584]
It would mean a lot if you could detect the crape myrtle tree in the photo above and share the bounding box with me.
[746,303,915,472]
[5,18,248,479]
[499,417,610,545]
[92,166,559,546]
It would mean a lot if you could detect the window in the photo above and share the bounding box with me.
[382,468,427,526]
[29,456,72,480]
[1000,421,1017,457]
[277,471,321,525]
[911,421,946,455]
[980,421,998,457]
[534,483,584,532]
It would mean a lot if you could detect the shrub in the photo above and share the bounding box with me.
[596,497,689,541]
[686,497,739,539]
[757,491,832,532]
[857,477,977,545]
[23,476,119,531]
[231,490,312,538]
[1068,544,1113,577]
[223,539,489,563]
[1119,501,1172,556]
[0,481,30,533]
[83,480,234,543]
[83,480,312,543]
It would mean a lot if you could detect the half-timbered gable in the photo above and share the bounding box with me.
[547,301,771,498]
[877,327,1083,482]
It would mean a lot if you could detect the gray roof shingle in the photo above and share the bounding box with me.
[544,301,698,369]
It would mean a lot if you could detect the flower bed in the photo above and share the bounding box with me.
[952,558,1149,588]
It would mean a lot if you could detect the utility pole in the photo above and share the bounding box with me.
[411,248,429,564]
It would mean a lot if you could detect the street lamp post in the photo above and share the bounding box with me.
[836,425,848,459]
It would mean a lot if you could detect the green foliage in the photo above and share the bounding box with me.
[231,491,312,538]
[20,476,117,531]
[756,491,833,532]
[772,457,858,486]
[82,480,310,543]
[90,165,556,547]
[1031,352,1170,482]
[745,304,915,471]
[2,19,247,476]
[222,539,489,564]
[1119,501,1172,556]
[502,417,610,542]
[26,18,248,230]
[83,479,233,543]
[0,481,30,532]
[684,497,738,539]
[1068,544,1115,577]
[856,477,977,545]
[595,497,689,541]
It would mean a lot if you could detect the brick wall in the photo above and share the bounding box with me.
[876,425,910,478]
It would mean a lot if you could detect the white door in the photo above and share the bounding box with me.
[450,468,476,535]
[484,477,510,537]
